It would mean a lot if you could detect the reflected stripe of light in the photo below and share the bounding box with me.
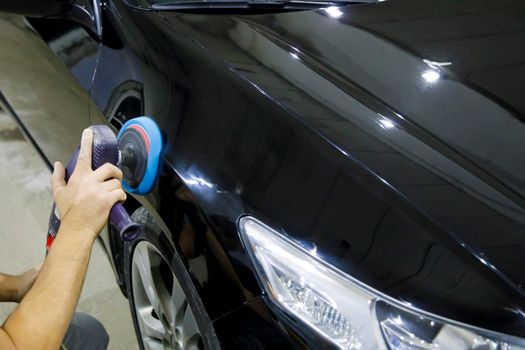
[423,59,452,69]
[184,176,213,188]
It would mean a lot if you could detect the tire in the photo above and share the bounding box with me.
[125,207,219,350]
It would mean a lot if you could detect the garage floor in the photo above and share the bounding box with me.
[0,110,139,349]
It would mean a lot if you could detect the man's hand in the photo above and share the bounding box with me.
[0,264,41,303]
[14,264,42,302]
[50,128,126,241]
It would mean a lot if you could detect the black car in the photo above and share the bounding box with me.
[1,0,525,348]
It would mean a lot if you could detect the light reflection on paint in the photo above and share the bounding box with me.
[423,59,452,69]
[323,6,343,18]
[421,70,440,83]
[378,118,395,129]
[184,176,214,188]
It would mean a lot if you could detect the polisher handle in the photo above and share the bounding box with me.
[110,204,139,240]
[90,125,140,241]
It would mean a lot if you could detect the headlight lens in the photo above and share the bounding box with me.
[239,216,525,350]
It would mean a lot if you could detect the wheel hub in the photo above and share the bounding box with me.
[131,241,203,350]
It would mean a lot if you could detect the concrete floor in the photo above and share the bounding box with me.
[0,110,139,349]
[0,14,138,350]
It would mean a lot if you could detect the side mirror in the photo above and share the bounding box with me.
[0,0,101,38]
[0,0,70,17]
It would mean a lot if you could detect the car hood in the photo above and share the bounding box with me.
[157,0,525,335]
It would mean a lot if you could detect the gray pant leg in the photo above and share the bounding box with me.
[62,312,109,350]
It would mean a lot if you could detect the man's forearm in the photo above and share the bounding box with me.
[0,274,20,303]
[2,224,95,350]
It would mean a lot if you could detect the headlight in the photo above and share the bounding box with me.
[238,216,525,350]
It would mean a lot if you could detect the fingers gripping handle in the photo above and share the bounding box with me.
[47,128,138,251]
[64,146,139,240]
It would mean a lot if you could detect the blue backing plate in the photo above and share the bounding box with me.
[118,117,165,195]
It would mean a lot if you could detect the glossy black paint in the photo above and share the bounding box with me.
[0,0,68,17]
[15,0,525,346]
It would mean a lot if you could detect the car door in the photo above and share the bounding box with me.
[0,2,102,165]
[88,0,171,132]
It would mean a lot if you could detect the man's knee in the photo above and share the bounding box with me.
[63,312,109,350]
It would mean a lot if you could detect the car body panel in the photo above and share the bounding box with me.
[88,0,525,335]
[4,0,525,346]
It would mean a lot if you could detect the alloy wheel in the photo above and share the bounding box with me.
[131,240,203,350]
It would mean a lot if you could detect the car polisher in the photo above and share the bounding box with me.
[46,117,165,250]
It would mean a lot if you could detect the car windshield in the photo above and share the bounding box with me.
[143,0,376,10]
[148,0,372,3]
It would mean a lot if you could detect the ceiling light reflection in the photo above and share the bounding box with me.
[290,52,299,60]
[379,118,395,129]
[423,59,452,69]
[421,70,440,83]
[323,6,343,18]
[185,176,213,188]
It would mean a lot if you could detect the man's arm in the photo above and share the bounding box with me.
[3,224,95,349]
[0,128,126,350]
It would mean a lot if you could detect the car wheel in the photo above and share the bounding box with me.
[125,207,218,350]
